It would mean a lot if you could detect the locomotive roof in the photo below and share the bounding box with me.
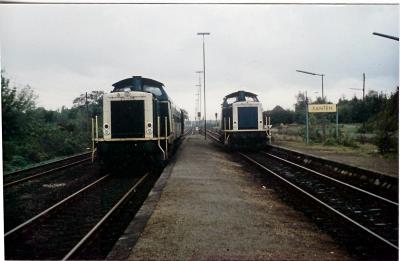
[112,77,164,90]
[222,90,260,106]
[224,90,258,99]
[111,76,169,101]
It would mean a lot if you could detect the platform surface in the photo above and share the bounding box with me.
[126,135,351,260]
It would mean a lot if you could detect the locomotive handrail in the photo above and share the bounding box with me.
[157,116,166,160]
[93,136,172,142]
[95,115,99,140]
[165,116,168,159]
[224,117,227,141]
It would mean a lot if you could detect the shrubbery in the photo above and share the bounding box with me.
[2,72,103,172]
[266,89,398,154]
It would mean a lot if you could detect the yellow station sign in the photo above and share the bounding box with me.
[308,104,337,113]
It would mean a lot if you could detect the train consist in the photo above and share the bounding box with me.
[92,76,186,170]
[219,90,271,150]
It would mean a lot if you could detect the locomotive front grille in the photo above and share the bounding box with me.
[111,100,145,138]
[238,107,258,130]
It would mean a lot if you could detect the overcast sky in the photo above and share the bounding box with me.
[0,4,398,120]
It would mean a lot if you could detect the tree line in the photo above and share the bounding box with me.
[1,72,103,172]
[2,71,398,172]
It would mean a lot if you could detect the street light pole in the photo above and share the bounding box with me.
[372,32,399,41]
[197,32,210,139]
[195,70,203,122]
[296,70,325,101]
[321,74,324,100]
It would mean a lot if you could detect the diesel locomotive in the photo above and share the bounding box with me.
[92,76,185,169]
[219,90,271,150]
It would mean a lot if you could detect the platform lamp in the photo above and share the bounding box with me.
[197,32,210,139]
[372,32,399,41]
[296,70,325,101]
[195,70,203,127]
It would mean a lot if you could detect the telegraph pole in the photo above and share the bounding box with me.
[363,73,365,101]
[350,73,366,101]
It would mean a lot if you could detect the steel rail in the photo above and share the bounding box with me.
[206,130,220,142]
[4,157,92,188]
[239,152,398,250]
[62,172,150,260]
[261,151,398,206]
[4,174,109,237]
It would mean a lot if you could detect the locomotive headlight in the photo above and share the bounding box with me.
[104,123,110,135]
[146,128,153,135]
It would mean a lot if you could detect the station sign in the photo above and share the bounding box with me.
[308,104,337,113]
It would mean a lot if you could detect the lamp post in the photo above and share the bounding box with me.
[197,32,210,139]
[195,70,203,122]
[372,32,399,41]
[296,70,325,101]
[196,84,201,127]
[297,69,326,142]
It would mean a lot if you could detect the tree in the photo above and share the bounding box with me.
[73,91,104,107]
[374,89,398,153]
[294,92,308,124]
[264,106,295,125]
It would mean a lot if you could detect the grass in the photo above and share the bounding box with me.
[3,150,90,176]
[272,130,398,176]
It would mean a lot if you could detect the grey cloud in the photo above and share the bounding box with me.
[0,4,398,118]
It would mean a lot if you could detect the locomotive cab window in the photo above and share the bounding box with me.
[245,96,259,102]
[143,85,163,97]
[226,97,237,104]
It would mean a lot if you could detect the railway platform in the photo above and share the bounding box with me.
[108,134,351,260]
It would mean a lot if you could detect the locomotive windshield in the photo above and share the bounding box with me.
[143,85,163,97]
[223,91,259,105]
[113,84,163,97]
[112,76,169,101]
[244,96,258,102]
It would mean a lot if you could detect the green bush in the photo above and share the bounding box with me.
[376,131,398,154]
[323,137,337,146]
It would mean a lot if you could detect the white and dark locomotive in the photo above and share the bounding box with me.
[92,76,185,169]
[219,90,271,150]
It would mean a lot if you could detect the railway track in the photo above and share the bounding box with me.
[265,144,398,201]
[5,170,156,260]
[4,155,100,233]
[3,151,92,188]
[205,129,398,258]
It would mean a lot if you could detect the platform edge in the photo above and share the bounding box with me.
[106,137,187,260]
